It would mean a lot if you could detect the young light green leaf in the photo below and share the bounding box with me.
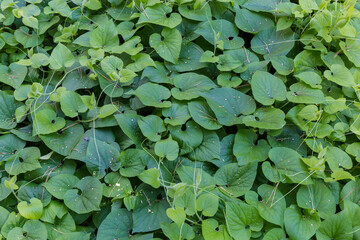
[17,198,43,220]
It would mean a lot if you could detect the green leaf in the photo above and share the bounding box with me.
[297,179,336,219]
[43,174,79,200]
[84,0,101,10]
[137,4,182,28]
[48,0,72,17]
[324,64,355,87]
[188,100,222,130]
[177,165,215,190]
[166,207,185,227]
[188,130,219,162]
[245,184,286,227]
[343,200,360,240]
[90,19,119,51]
[316,210,353,240]
[284,205,321,240]
[233,129,270,165]
[294,71,322,88]
[1,212,26,238]
[251,71,287,105]
[138,115,166,142]
[45,213,76,239]
[325,146,353,171]
[277,16,293,31]
[195,19,244,50]
[132,185,171,233]
[96,68,124,98]
[60,91,88,118]
[340,40,360,68]
[111,36,143,56]
[346,143,360,162]
[169,121,203,153]
[0,63,27,89]
[202,219,231,240]
[0,90,22,130]
[63,176,103,214]
[287,82,325,104]
[33,108,66,135]
[225,202,263,240]
[235,8,274,33]
[85,137,120,178]
[142,62,171,84]
[154,137,179,161]
[251,27,295,56]
[18,183,52,207]
[139,168,161,188]
[178,4,211,21]
[40,121,84,156]
[56,232,91,240]
[201,88,256,126]
[243,108,286,130]
[269,147,313,184]
[0,134,25,162]
[196,193,218,217]
[5,147,41,175]
[49,43,75,70]
[214,162,257,197]
[97,104,118,118]
[243,0,289,12]
[150,28,182,64]
[171,73,217,100]
[263,228,287,240]
[270,55,294,75]
[161,222,195,240]
[200,50,219,63]
[7,220,47,240]
[115,112,143,145]
[102,172,132,198]
[17,198,43,220]
[119,149,147,177]
[97,208,132,240]
[166,42,207,72]
[299,0,318,12]
[162,101,191,126]
[216,73,242,88]
[100,55,123,77]
[127,83,171,108]
[119,69,137,83]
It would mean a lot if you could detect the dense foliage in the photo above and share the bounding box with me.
[1,0,360,239]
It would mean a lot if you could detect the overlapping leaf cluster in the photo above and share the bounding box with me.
[1,0,360,239]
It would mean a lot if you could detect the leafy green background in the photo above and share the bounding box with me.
[1,0,360,239]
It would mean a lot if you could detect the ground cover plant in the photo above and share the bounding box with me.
[1,0,360,239]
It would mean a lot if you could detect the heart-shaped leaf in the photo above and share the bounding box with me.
[127,82,171,108]
[49,43,75,70]
[155,136,179,161]
[171,73,217,100]
[0,63,27,89]
[201,88,256,126]
[251,71,286,105]
[17,198,43,220]
[33,108,66,135]
[150,28,182,64]
[0,90,23,130]
[63,176,102,214]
